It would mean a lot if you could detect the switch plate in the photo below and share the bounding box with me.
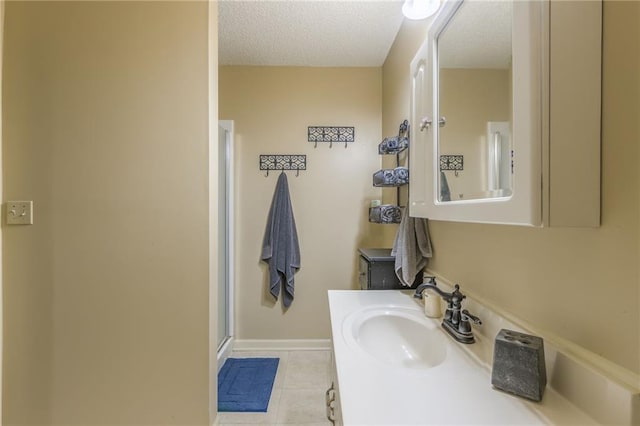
[6,201,33,225]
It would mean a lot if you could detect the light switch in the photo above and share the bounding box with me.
[6,201,33,225]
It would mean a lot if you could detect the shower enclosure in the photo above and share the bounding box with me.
[217,120,234,365]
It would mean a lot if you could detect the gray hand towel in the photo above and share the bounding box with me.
[391,208,432,286]
[261,172,300,307]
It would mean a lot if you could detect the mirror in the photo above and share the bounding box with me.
[410,0,600,226]
[409,0,544,226]
[436,1,513,202]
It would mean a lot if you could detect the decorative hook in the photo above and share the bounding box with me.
[398,119,409,137]
[345,140,348,148]
[329,140,333,149]
[296,168,300,177]
[314,140,318,148]
[264,169,269,177]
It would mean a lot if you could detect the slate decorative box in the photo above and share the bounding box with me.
[491,329,547,401]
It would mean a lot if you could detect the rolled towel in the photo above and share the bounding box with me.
[373,167,409,187]
[369,205,402,224]
[395,166,409,182]
[378,136,408,155]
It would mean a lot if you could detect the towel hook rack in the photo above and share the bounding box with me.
[440,154,464,175]
[308,126,355,148]
[259,154,307,177]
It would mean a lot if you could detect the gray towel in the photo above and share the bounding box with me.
[373,167,409,187]
[440,171,451,201]
[369,204,403,224]
[261,172,300,307]
[391,208,432,286]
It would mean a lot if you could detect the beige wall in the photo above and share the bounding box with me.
[219,66,384,340]
[382,1,639,374]
[208,1,220,422]
[380,19,433,243]
[439,68,510,199]
[0,0,5,419]
[2,2,212,424]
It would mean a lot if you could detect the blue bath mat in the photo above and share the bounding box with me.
[218,357,279,412]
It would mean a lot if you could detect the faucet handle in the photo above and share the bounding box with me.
[458,309,482,335]
[461,309,482,325]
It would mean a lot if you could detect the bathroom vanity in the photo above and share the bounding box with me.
[328,289,636,425]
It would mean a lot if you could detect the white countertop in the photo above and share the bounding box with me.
[328,290,597,426]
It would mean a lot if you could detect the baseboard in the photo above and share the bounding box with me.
[233,339,331,351]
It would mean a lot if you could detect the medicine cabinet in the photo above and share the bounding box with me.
[409,0,602,227]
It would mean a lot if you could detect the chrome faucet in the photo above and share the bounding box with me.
[414,277,482,344]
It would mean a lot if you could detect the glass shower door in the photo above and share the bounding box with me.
[217,122,232,351]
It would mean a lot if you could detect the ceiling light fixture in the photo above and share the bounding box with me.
[402,0,441,20]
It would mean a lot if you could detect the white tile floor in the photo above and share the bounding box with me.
[215,350,333,426]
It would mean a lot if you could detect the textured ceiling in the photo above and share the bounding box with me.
[439,1,512,69]
[218,0,405,67]
[219,0,512,69]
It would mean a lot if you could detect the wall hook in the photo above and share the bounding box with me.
[265,169,269,177]
[314,140,318,148]
[329,140,333,149]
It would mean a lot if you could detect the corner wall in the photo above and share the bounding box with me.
[2,2,211,424]
[209,1,220,421]
[382,1,639,374]
[0,0,5,421]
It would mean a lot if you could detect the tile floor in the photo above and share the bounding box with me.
[215,350,333,426]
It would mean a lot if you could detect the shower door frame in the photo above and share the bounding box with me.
[217,120,235,366]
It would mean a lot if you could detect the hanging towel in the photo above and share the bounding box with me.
[391,208,432,286]
[440,171,451,201]
[261,172,300,307]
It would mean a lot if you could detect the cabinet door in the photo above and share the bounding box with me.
[409,0,543,226]
[408,39,432,219]
[409,0,601,227]
[358,256,369,290]
[326,350,343,426]
[545,0,601,227]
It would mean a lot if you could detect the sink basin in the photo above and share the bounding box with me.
[342,305,447,370]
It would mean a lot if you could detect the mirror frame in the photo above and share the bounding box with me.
[409,0,547,226]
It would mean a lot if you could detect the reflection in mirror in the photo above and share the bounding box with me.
[436,1,513,202]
